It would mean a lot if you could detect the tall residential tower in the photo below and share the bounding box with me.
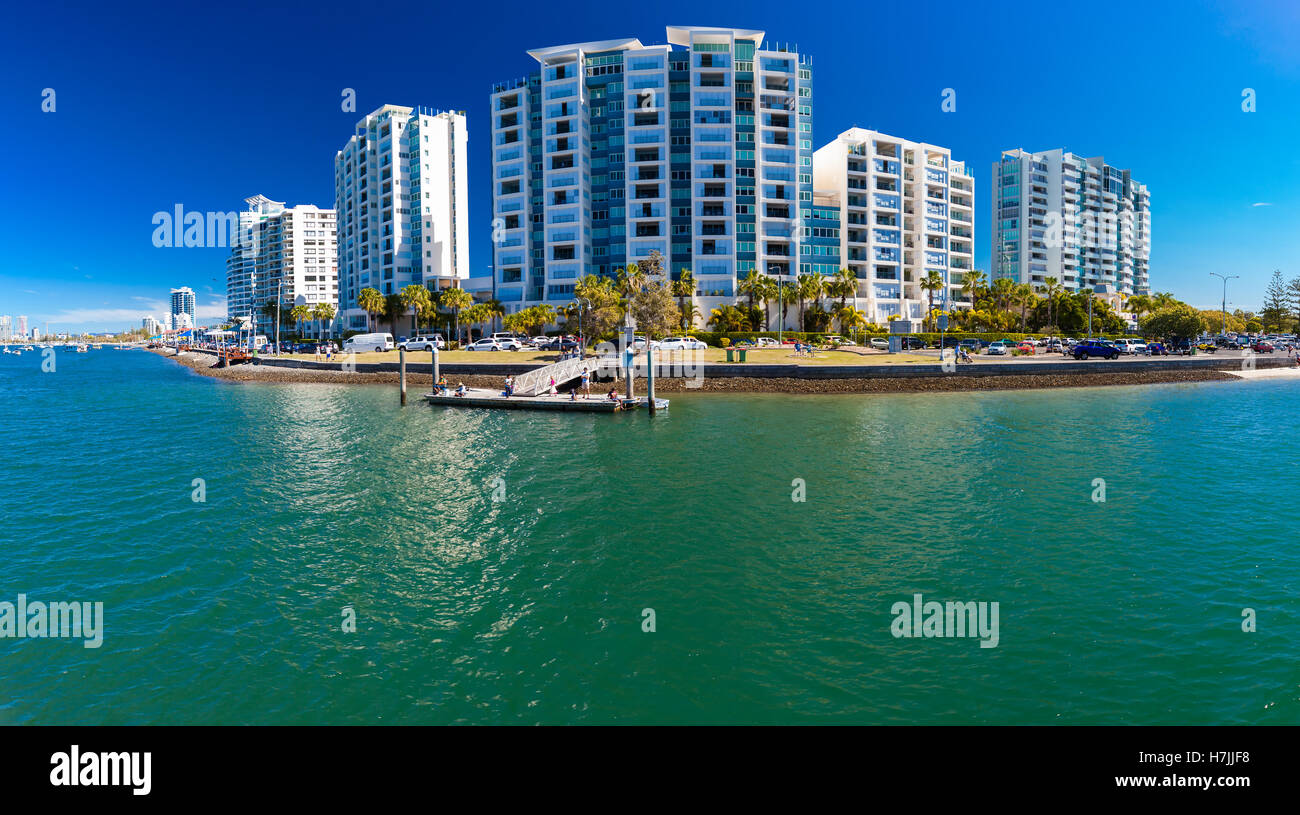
[225,195,338,335]
[334,105,470,333]
[813,128,975,324]
[992,148,1150,296]
[490,26,836,325]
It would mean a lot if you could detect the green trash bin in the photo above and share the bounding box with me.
[726,348,735,362]
[738,349,747,362]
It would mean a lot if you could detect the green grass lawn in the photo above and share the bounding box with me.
[280,347,939,367]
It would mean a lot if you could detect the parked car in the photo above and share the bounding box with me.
[465,339,504,351]
[1197,341,1219,353]
[901,337,926,351]
[1251,341,1275,353]
[342,332,394,354]
[1016,341,1036,354]
[987,341,1008,356]
[1145,342,1168,355]
[400,335,445,351]
[870,337,890,350]
[539,335,580,352]
[659,336,707,351]
[754,337,780,348]
[1072,340,1120,360]
[1046,339,1067,354]
[823,335,852,346]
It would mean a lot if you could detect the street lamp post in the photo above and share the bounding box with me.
[1209,273,1239,338]
[274,279,282,355]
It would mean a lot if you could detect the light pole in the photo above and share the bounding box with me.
[576,297,590,360]
[274,279,283,355]
[1209,273,1238,337]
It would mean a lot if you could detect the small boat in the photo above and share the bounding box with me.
[622,396,670,411]
[76,344,88,353]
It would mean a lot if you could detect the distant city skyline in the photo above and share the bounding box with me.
[4,0,1299,331]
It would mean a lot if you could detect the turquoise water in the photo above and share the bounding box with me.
[1,349,1297,724]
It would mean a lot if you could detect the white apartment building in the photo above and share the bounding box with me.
[0,316,11,341]
[490,26,832,322]
[992,148,1150,296]
[226,195,338,335]
[813,128,975,324]
[334,105,470,332]
[169,288,196,329]
[143,315,165,335]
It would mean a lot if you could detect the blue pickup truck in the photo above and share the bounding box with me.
[1072,340,1121,360]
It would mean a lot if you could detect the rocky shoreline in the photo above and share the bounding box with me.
[152,348,1239,393]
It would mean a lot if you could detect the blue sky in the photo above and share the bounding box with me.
[2,0,1299,332]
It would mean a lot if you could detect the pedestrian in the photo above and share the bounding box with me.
[580,367,590,399]
[548,375,558,396]
[503,375,514,397]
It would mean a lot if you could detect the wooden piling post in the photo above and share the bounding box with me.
[399,347,408,405]
[646,342,656,415]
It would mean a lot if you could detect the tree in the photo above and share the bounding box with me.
[707,304,749,332]
[382,293,406,337]
[754,274,778,331]
[738,269,763,317]
[358,287,385,333]
[289,304,311,337]
[961,270,987,308]
[627,279,681,339]
[1041,276,1063,328]
[1012,282,1036,332]
[464,303,492,342]
[573,274,623,341]
[919,270,944,331]
[312,303,336,339]
[671,269,695,330]
[1141,303,1204,340]
[399,284,433,336]
[797,273,823,330]
[1261,269,1289,330]
[438,287,473,344]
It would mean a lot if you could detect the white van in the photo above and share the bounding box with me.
[344,332,394,353]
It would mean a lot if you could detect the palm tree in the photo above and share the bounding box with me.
[738,269,763,320]
[463,303,490,342]
[1041,276,1062,329]
[961,270,986,309]
[833,267,858,311]
[990,277,1016,312]
[289,304,311,338]
[755,274,778,331]
[617,262,647,297]
[1012,282,1036,332]
[797,273,823,331]
[671,269,695,330]
[399,284,433,337]
[357,287,385,333]
[920,270,945,331]
[439,287,473,345]
[311,303,337,340]
[837,305,868,342]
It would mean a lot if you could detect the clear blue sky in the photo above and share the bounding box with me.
[3,0,1299,332]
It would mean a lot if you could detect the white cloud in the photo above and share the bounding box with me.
[1251,202,1272,207]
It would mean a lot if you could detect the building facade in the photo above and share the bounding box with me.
[334,105,470,333]
[813,128,975,325]
[225,195,338,335]
[992,148,1150,296]
[490,26,836,326]
[169,288,196,329]
[143,315,165,335]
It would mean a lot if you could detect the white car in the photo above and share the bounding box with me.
[630,336,662,352]
[869,337,889,350]
[987,341,1008,356]
[754,337,780,348]
[400,335,444,351]
[659,336,707,351]
[465,339,504,352]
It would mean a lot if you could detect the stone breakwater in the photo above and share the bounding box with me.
[153,348,1241,393]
